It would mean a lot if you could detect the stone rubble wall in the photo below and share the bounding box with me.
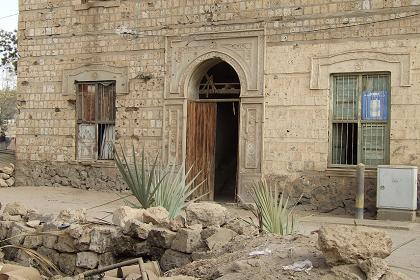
[0,202,248,276]
[0,163,16,188]
[15,161,126,191]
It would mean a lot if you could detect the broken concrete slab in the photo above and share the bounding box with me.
[318,225,392,265]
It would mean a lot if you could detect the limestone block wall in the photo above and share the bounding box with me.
[16,0,420,212]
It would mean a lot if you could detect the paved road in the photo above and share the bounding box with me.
[0,186,419,279]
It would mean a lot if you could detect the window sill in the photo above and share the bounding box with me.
[74,0,120,11]
[326,167,377,178]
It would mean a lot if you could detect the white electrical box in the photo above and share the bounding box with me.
[377,165,418,210]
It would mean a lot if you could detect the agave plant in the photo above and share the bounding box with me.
[251,179,299,235]
[154,162,206,219]
[114,144,164,209]
[114,144,206,218]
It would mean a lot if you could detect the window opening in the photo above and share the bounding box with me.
[331,73,390,166]
[77,81,116,160]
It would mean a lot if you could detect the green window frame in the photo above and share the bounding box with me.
[330,73,391,167]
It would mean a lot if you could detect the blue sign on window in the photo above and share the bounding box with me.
[362,91,388,120]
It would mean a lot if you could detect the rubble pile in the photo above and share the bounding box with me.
[0,163,15,188]
[0,202,413,280]
[0,201,252,277]
[167,225,411,280]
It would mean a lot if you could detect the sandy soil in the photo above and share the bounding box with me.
[0,186,134,222]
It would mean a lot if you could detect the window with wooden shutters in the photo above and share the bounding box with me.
[76,81,116,160]
[331,73,390,167]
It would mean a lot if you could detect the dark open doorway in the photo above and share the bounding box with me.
[214,102,239,201]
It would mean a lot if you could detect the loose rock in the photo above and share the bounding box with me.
[171,227,202,253]
[76,251,99,269]
[5,178,15,187]
[143,207,170,227]
[358,257,389,280]
[3,202,28,216]
[186,203,229,227]
[148,228,177,249]
[23,235,43,249]
[206,228,237,251]
[55,209,87,224]
[112,206,144,228]
[58,253,76,275]
[381,270,411,280]
[89,227,118,253]
[0,178,8,188]
[160,249,192,271]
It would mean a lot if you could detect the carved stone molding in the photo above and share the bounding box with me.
[163,103,184,166]
[62,64,128,96]
[310,50,411,89]
[165,30,265,99]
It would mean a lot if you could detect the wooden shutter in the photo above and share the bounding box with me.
[186,101,217,200]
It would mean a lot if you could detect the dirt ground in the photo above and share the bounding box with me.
[0,186,419,279]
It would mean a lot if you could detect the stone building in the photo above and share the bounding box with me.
[16,0,420,213]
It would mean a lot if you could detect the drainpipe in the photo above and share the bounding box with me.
[355,163,365,220]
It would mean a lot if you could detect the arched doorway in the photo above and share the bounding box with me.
[186,61,240,202]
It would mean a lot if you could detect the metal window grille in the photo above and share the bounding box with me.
[331,73,390,166]
[76,81,116,160]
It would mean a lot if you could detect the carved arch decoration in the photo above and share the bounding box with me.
[181,51,249,100]
[310,50,411,89]
[165,30,265,99]
[62,64,129,96]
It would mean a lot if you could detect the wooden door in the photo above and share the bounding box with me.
[186,101,217,200]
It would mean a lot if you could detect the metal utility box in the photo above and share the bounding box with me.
[377,165,418,210]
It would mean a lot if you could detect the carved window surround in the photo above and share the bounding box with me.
[62,64,128,96]
[73,0,120,11]
[310,50,411,90]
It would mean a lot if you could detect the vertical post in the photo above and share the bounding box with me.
[356,163,365,219]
